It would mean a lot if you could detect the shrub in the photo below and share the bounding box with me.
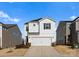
[71,43,79,49]
[51,43,56,46]
[15,44,25,49]
[15,43,31,49]
[25,43,31,48]
[0,48,2,50]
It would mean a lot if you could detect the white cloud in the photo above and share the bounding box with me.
[70,16,77,20]
[12,18,19,22]
[0,11,20,22]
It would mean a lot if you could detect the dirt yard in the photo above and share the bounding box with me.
[54,45,79,56]
[0,48,27,56]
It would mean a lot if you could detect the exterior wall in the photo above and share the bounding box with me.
[2,25,22,48]
[70,22,77,44]
[28,22,39,33]
[0,25,2,48]
[66,22,72,44]
[28,19,56,44]
[56,22,66,44]
[70,19,79,44]
[56,21,72,45]
[39,19,56,43]
[24,25,27,36]
[39,19,56,37]
[77,32,79,43]
[24,25,27,45]
[76,21,79,31]
[75,21,79,43]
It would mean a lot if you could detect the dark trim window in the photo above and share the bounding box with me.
[2,27,7,30]
[44,23,51,30]
[33,24,36,26]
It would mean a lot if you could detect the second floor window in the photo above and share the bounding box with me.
[33,24,36,26]
[44,23,51,30]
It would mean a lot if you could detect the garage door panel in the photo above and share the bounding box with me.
[30,38,51,46]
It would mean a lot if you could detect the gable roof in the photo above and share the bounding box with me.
[29,18,43,22]
[6,24,22,35]
[25,18,42,24]
[0,22,16,29]
[5,24,17,29]
[0,22,22,35]
[60,21,73,23]
[0,22,4,24]
[0,22,7,28]
[25,17,55,24]
[73,17,79,22]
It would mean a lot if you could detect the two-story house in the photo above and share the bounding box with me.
[70,17,79,45]
[0,22,22,48]
[57,17,79,45]
[56,21,72,45]
[24,18,56,46]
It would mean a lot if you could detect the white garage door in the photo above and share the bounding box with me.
[30,38,52,46]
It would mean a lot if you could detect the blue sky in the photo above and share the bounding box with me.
[0,2,79,38]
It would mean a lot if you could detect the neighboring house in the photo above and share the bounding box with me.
[57,17,79,45]
[56,21,72,45]
[70,17,79,45]
[24,18,56,46]
[0,22,22,48]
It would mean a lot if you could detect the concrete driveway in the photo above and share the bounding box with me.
[24,46,65,57]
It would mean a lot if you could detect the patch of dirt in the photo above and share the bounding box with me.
[54,45,79,56]
[0,48,27,56]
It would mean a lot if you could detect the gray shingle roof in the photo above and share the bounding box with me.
[25,18,42,24]
[73,17,79,21]
[0,22,17,29]
[25,17,55,24]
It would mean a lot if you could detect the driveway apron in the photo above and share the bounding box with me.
[24,46,63,57]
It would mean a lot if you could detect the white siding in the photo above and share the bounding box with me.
[29,22,39,33]
[39,19,56,43]
[26,18,56,46]
[24,25,27,36]
[0,25,2,48]
[24,25,28,45]
[39,19,56,37]
[76,22,79,31]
